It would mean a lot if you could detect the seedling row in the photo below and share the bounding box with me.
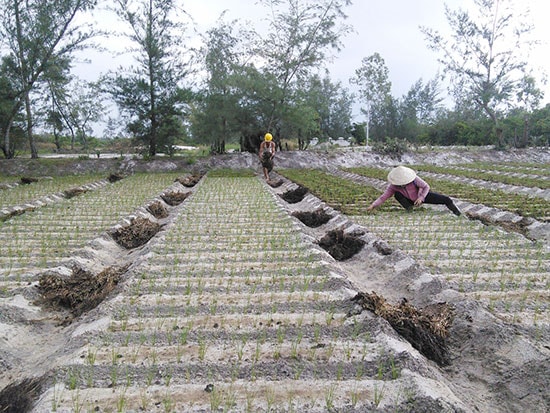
[0,173,181,293]
[0,174,105,208]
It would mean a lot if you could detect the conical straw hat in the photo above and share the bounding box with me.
[387,166,416,185]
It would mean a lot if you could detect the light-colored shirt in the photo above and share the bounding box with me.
[370,176,430,208]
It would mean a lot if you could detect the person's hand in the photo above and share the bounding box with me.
[366,205,375,212]
[414,199,423,206]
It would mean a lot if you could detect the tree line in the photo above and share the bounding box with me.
[0,0,548,159]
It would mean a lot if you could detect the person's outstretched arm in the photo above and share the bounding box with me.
[367,185,395,212]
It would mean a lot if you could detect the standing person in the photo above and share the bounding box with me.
[259,132,276,182]
[366,165,462,216]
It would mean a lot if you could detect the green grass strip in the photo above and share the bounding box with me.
[457,161,550,177]
[279,168,400,215]
[412,164,550,189]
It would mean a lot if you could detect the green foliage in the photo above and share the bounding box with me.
[348,122,366,145]
[106,0,191,158]
[0,0,98,158]
[192,20,249,153]
[414,164,550,190]
[424,115,494,146]
[372,137,409,158]
[257,0,353,136]
[301,75,353,140]
[421,0,539,147]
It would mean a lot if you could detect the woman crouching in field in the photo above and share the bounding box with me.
[367,166,461,216]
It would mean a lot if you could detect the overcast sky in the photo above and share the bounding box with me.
[76,0,550,131]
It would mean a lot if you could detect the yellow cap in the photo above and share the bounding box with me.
[265,133,273,141]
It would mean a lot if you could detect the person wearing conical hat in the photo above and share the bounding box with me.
[366,165,461,216]
[259,132,276,182]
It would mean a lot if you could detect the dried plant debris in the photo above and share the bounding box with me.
[2,209,26,221]
[292,209,333,228]
[147,200,169,219]
[20,177,39,185]
[318,228,365,261]
[110,217,161,248]
[108,173,124,183]
[352,291,454,366]
[268,179,284,188]
[63,187,88,199]
[175,174,202,187]
[37,266,126,321]
[473,214,537,236]
[161,191,190,206]
[280,185,309,203]
[0,376,47,413]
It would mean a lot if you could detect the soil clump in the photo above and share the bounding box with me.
[318,228,365,260]
[63,187,88,199]
[0,376,47,413]
[280,185,309,203]
[107,173,124,183]
[268,179,284,188]
[20,177,39,185]
[292,209,333,227]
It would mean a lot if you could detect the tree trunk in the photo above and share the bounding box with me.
[495,127,505,148]
[53,129,61,151]
[2,122,15,159]
[25,93,38,158]
[2,104,21,158]
[147,0,157,158]
[520,114,529,148]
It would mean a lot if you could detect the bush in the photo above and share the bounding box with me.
[372,137,409,158]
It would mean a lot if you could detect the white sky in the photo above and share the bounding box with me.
[75,0,550,131]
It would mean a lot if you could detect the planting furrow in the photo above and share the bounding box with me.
[124,275,339,297]
[107,312,350,333]
[116,290,349,308]
[33,176,464,412]
[95,320,377,348]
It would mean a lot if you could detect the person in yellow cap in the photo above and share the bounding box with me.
[366,165,461,215]
[259,132,276,182]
